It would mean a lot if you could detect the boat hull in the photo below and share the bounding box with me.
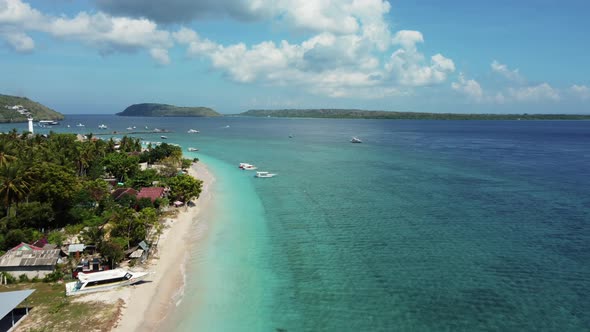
[65,272,149,296]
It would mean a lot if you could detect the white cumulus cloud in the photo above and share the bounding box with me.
[570,85,590,100]
[0,30,33,52]
[452,73,483,101]
[149,48,170,65]
[386,31,455,86]
[491,60,524,83]
[1,0,456,98]
[0,0,173,63]
[508,83,560,102]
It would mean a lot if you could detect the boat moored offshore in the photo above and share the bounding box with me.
[239,163,257,170]
[255,171,277,178]
[39,120,59,125]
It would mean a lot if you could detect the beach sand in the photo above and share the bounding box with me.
[108,161,214,331]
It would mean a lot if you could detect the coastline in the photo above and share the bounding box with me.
[111,161,215,332]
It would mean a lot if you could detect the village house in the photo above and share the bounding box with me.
[0,243,64,278]
[136,187,166,202]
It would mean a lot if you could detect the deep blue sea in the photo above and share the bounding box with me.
[4,115,590,331]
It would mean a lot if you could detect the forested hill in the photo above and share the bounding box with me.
[0,94,65,123]
[241,109,590,120]
[117,103,221,117]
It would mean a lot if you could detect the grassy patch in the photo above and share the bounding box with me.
[0,283,122,332]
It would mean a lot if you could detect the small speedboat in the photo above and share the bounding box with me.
[239,163,257,170]
[98,124,108,129]
[187,129,200,134]
[255,171,276,178]
[351,136,362,143]
[126,127,133,130]
[187,147,199,152]
[160,135,168,139]
[76,123,85,127]
[65,269,150,296]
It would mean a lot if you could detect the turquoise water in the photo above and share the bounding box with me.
[4,116,589,331]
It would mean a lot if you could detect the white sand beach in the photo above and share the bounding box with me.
[106,161,215,331]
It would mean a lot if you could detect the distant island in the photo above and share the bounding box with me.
[117,103,221,117]
[0,94,65,123]
[241,109,590,120]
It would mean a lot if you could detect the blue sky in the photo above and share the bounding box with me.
[0,0,588,114]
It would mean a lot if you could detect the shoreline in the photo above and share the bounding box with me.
[112,161,215,332]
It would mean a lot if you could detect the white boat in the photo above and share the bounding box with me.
[65,268,150,296]
[187,129,200,134]
[160,135,168,139]
[239,163,257,170]
[76,123,85,127]
[126,127,133,130]
[255,171,276,178]
[39,120,59,125]
[187,147,199,152]
[351,136,362,143]
[98,124,108,129]
[67,125,71,128]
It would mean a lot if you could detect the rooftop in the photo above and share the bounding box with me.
[137,187,165,202]
[0,249,61,268]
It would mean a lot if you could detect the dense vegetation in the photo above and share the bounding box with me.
[241,109,590,120]
[117,103,221,117]
[0,131,202,268]
[0,94,64,122]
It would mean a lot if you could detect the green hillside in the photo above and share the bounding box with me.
[241,109,590,120]
[117,103,221,117]
[0,94,65,123]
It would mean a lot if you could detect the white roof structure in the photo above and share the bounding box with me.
[129,249,144,259]
[68,244,86,253]
[0,289,35,321]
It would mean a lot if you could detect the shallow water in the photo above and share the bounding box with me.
[7,116,590,331]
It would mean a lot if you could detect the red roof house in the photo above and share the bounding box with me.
[9,243,43,252]
[136,187,165,202]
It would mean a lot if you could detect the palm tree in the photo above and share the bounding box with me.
[0,140,16,166]
[76,142,95,177]
[0,163,32,215]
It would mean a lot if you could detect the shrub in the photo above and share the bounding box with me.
[47,230,65,246]
[19,274,29,283]
[1,272,17,284]
[43,270,64,283]
[137,197,153,210]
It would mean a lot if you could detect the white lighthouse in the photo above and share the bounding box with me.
[28,117,34,134]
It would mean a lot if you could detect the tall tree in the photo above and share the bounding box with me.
[168,174,203,208]
[103,152,139,182]
[0,163,32,215]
